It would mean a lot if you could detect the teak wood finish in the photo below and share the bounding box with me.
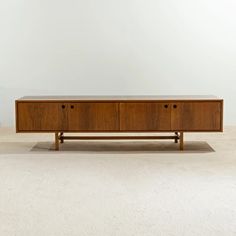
[15,96,224,151]
[68,103,119,131]
[171,102,222,131]
[120,103,171,131]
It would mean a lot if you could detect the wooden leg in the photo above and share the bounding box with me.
[55,132,59,151]
[174,132,178,143]
[179,132,184,151]
[60,132,64,143]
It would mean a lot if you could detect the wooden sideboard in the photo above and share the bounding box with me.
[15,96,223,150]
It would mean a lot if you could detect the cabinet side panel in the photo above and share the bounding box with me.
[220,100,224,131]
[15,101,19,132]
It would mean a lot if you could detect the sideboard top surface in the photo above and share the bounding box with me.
[17,95,223,102]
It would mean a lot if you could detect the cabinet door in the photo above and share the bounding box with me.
[17,102,68,131]
[171,102,222,131]
[120,103,171,131]
[68,103,119,131]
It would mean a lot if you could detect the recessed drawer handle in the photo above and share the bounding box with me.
[173,105,177,109]
[164,104,169,108]
[62,105,65,109]
[71,105,74,109]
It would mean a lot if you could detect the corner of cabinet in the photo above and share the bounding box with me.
[15,101,19,133]
[220,100,224,132]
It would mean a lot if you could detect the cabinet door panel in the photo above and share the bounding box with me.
[120,103,171,131]
[171,102,222,131]
[17,102,68,131]
[68,103,119,131]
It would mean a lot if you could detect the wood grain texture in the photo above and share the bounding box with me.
[68,103,119,131]
[17,102,68,131]
[120,103,171,131]
[171,102,222,131]
[16,98,223,133]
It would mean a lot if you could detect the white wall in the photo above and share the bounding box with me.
[0,0,236,127]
